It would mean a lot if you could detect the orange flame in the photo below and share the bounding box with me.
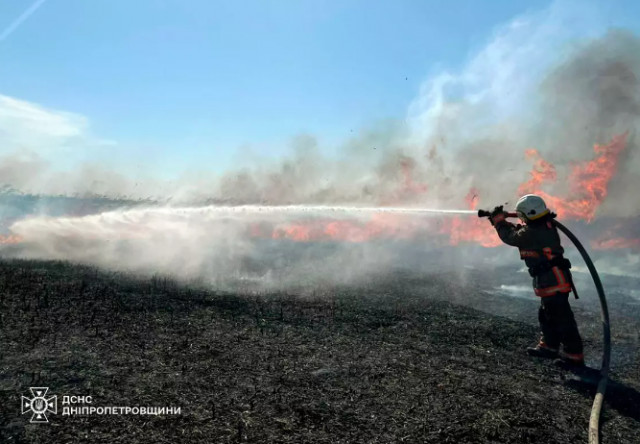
[441,216,502,247]
[518,149,557,195]
[266,187,502,247]
[590,220,640,250]
[519,132,628,221]
[264,133,629,247]
[271,213,429,243]
[592,237,640,250]
[0,234,23,245]
[439,187,501,247]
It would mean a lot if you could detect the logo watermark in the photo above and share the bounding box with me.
[21,387,181,423]
[22,387,57,423]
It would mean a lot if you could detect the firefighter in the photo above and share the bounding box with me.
[488,194,585,367]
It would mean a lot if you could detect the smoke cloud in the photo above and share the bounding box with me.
[3,2,640,286]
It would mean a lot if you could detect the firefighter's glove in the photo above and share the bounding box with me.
[489,205,507,226]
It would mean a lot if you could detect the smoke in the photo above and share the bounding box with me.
[3,2,640,286]
[7,204,516,291]
[185,18,640,214]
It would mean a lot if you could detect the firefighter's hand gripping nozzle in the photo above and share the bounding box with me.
[478,204,611,444]
[477,208,517,219]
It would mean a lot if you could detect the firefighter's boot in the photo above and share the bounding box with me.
[554,352,585,368]
[526,342,559,359]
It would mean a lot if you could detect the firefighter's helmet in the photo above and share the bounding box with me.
[516,194,549,221]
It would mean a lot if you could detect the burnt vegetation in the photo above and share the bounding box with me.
[0,259,638,443]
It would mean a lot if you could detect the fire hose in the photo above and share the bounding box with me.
[478,210,611,444]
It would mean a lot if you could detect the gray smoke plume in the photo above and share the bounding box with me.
[196,29,640,215]
[3,3,640,287]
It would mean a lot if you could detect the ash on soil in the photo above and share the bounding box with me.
[0,259,638,443]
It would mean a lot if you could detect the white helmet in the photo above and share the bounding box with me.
[515,194,549,221]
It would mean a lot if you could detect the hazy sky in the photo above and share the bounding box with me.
[0,0,638,180]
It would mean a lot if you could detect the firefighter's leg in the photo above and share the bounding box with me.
[527,298,560,358]
[538,297,561,349]
[555,292,584,363]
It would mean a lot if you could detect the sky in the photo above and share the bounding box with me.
[0,0,639,182]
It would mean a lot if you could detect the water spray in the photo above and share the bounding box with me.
[478,209,610,444]
[157,205,478,215]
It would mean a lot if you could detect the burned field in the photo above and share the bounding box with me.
[0,259,639,443]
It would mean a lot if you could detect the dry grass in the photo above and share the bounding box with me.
[0,259,638,443]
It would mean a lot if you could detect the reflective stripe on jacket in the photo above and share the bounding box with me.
[494,217,572,297]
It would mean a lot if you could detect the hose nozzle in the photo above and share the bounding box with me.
[477,209,518,218]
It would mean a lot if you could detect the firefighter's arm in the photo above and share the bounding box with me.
[493,220,531,247]
[488,206,531,247]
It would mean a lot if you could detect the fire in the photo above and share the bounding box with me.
[440,187,501,247]
[0,234,22,244]
[265,132,629,247]
[442,216,501,247]
[447,133,629,247]
[517,149,557,195]
[6,131,632,253]
[266,187,502,247]
[592,237,640,250]
[519,132,628,221]
[271,213,428,243]
[590,220,640,250]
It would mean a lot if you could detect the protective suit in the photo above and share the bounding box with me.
[490,196,584,366]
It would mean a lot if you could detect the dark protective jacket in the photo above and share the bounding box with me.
[493,216,572,297]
